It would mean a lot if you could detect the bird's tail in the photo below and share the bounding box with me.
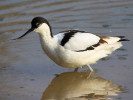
[117,36,130,41]
[100,36,129,44]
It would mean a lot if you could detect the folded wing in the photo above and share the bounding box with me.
[54,30,102,51]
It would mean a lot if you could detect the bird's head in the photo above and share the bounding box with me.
[13,17,52,40]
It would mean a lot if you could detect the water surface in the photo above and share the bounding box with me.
[0,0,133,100]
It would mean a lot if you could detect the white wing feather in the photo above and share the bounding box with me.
[54,32,100,51]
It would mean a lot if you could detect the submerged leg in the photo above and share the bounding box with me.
[87,65,94,72]
[87,65,94,78]
[74,68,78,72]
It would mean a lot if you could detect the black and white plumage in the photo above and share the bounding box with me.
[14,17,129,72]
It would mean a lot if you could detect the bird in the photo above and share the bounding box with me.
[14,16,129,73]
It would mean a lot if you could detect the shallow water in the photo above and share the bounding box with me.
[0,0,133,100]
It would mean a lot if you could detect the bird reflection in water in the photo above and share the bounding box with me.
[41,71,122,100]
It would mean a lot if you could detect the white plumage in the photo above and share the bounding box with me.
[15,17,129,71]
[55,32,100,51]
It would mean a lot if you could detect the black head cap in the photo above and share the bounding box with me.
[31,17,50,28]
[31,17,52,36]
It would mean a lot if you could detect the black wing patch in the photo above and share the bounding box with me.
[76,39,107,52]
[60,30,86,46]
[76,46,95,52]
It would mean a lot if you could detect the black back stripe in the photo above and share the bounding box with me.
[60,30,83,46]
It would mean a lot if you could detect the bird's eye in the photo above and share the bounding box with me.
[36,23,40,27]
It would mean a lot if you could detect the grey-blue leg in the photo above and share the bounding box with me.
[87,65,94,72]
[87,65,93,78]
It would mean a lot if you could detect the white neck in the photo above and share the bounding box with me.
[34,23,57,61]
[34,23,52,39]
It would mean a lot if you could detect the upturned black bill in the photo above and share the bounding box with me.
[13,28,34,40]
